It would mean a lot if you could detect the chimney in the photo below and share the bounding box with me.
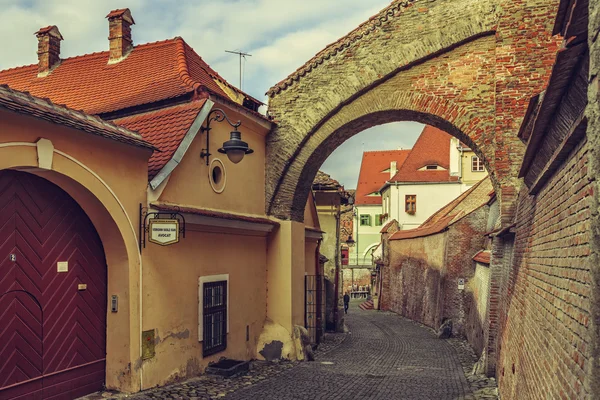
[106,8,135,63]
[35,26,63,77]
[390,161,397,179]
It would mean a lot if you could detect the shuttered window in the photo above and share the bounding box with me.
[202,280,227,356]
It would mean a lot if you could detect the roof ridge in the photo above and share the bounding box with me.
[267,0,417,96]
[174,37,202,92]
[364,149,411,154]
[0,37,180,75]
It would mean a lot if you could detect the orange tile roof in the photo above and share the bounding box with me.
[355,149,410,205]
[0,84,153,150]
[390,125,458,183]
[389,215,455,240]
[112,99,207,180]
[473,250,491,264]
[0,37,254,116]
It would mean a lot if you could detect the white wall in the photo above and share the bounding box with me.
[349,204,382,266]
[386,182,462,229]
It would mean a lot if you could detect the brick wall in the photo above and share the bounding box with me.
[498,140,592,399]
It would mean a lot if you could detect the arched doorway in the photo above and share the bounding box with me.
[0,170,107,399]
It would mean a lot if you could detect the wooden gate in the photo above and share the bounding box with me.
[0,170,107,400]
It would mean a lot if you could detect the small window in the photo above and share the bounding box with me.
[202,280,227,356]
[426,165,438,170]
[405,195,416,215]
[360,214,371,226]
[472,156,485,172]
[375,214,383,226]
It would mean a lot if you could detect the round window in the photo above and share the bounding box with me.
[209,158,226,193]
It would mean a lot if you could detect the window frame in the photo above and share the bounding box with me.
[375,214,383,226]
[199,274,230,357]
[471,156,485,172]
[405,195,417,215]
[360,214,371,226]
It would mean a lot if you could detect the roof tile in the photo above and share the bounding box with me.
[390,126,458,183]
[355,149,410,205]
[112,99,207,179]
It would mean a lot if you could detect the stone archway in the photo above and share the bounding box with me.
[265,0,560,223]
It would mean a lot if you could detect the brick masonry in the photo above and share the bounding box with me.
[266,0,559,223]
[382,206,489,345]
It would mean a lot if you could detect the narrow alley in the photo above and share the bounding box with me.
[121,302,497,400]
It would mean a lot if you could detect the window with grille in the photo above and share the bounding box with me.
[472,156,485,172]
[405,195,416,214]
[360,214,371,226]
[202,280,227,357]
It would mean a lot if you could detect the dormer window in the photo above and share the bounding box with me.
[418,165,446,171]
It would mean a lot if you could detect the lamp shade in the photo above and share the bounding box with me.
[218,129,253,164]
[345,234,356,247]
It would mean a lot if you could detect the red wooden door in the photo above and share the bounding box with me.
[0,170,107,400]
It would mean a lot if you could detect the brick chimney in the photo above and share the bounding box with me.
[106,8,135,63]
[35,26,63,77]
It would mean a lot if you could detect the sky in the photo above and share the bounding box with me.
[0,0,424,189]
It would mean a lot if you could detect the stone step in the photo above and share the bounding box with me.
[359,299,374,310]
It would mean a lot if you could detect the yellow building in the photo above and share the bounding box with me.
[0,9,319,399]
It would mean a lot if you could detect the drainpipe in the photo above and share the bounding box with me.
[315,238,323,343]
[334,205,341,332]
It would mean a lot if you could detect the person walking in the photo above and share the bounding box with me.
[343,292,350,314]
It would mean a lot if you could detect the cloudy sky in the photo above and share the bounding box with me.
[0,0,423,188]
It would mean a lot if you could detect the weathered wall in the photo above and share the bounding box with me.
[587,2,600,396]
[384,233,446,329]
[498,140,592,399]
[443,209,489,334]
[141,231,268,388]
[466,263,491,355]
[0,109,150,392]
[341,268,372,293]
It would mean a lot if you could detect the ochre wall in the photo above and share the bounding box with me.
[140,230,267,388]
[159,105,267,216]
[0,109,150,392]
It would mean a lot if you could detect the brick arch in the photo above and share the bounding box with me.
[265,0,560,222]
[285,94,496,220]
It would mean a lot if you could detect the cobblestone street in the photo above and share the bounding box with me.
[97,301,497,400]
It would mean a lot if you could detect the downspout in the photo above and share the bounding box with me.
[334,206,341,331]
[315,237,323,343]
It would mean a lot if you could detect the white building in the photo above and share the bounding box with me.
[349,150,409,266]
[381,126,468,230]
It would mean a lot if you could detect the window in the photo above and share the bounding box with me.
[375,214,383,226]
[405,195,416,214]
[472,156,485,172]
[426,165,438,170]
[201,279,228,356]
[360,214,371,226]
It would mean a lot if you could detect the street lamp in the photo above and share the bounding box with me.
[200,108,254,165]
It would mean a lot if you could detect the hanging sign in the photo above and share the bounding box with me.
[458,278,465,290]
[148,219,180,246]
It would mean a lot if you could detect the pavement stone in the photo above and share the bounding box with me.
[82,301,498,400]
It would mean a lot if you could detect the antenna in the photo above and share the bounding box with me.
[225,50,252,90]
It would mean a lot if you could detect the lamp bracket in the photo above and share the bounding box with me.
[200,108,242,165]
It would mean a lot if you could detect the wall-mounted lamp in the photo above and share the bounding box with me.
[200,108,254,165]
[345,234,356,247]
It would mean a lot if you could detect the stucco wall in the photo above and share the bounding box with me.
[0,109,150,392]
[140,231,268,388]
[384,233,447,329]
[465,263,490,355]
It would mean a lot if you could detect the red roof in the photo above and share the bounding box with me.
[0,84,153,150]
[389,215,454,240]
[355,150,410,205]
[473,250,491,264]
[390,126,458,183]
[0,37,251,115]
[112,99,207,179]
